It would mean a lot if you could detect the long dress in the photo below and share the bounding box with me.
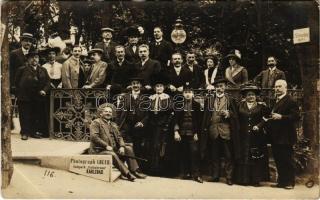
[234,101,270,185]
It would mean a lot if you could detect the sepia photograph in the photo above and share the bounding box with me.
[1,0,319,199]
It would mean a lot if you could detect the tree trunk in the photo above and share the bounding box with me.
[1,2,14,189]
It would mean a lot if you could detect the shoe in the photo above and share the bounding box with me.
[194,176,203,183]
[270,183,283,188]
[183,173,192,179]
[126,173,136,182]
[284,185,294,190]
[21,135,28,140]
[132,171,147,179]
[226,179,233,185]
[30,132,42,139]
[253,183,261,187]
[209,177,220,182]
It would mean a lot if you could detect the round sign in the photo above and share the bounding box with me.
[171,29,187,44]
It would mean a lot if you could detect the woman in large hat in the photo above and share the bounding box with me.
[234,84,270,186]
[224,49,248,88]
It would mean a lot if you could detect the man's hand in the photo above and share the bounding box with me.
[106,85,112,90]
[118,147,125,155]
[169,85,176,92]
[83,85,92,89]
[174,131,181,142]
[106,146,113,151]
[252,126,259,131]
[193,133,198,141]
[177,86,183,92]
[220,110,230,118]
[271,113,282,120]
[206,84,215,90]
[39,90,46,96]
[145,85,152,90]
[135,122,144,128]
[126,85,132,90]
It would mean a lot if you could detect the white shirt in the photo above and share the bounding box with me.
[155,38,162,45]
[174,66,181,76]
[216,93,225,98]
[276,92,286,102]
[132,46,137,53]
[22,47,29,55]
[141,58,149,66]
[132,90,141,100]
[42,61,62,79]
[246,102,257,110]
[117,59,124,66]
[269,67,277,74]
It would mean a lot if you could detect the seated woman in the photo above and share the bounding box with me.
[225,50,248,88]
[234,84,270,186]
[89,103,147,182]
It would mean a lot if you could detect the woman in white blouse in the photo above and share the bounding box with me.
[203,56,224,90]
[42,47,62,88]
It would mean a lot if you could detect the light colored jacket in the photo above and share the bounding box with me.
[61,56,81,88]
[87,60,108,88]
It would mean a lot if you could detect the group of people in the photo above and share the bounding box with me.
[10,26,299,189]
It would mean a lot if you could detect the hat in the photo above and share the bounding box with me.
[212,77,228,85]
[127,26,140,38]
[130,77,144,84]
[88,48,103,55]
[240,84,261,95]
[20,33,34,41]
[45,47,61,55]
[153,73,168,86]
[83,57,94,64]
[26,50,39,59]
[183,82,193,92]
[101,27,114,32]
[225,49,241,62]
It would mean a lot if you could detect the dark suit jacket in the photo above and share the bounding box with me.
[125,45,140,64]
[134,58,161,86]
[254,68,286,88]
[200,94,240,160]
[149,93,173,127]
[15,65,50,101]
[149,39,173,67]
[267,95,299,145]
[166,66,193,88]
[184,64,204,89]
[174,100,202,135]
[94,41,118,63]
[10,48,27,92]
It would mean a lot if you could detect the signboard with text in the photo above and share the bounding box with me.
[293,27,310,44]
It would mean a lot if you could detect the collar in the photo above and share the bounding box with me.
[141,58,149,64]
[269,67,277,71]
[149,93,170,100]
[117,58,124,64]
[103,39,111,43]
[216,93,225,98]
[70,56,79,62]
[132,90,141,96]
[155,38,162,43]
[21,47,29,55]
[277,93,286,100]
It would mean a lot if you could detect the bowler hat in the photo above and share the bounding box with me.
[130,77,144,84]
[101,27,114,32]
[88,48,103,55]
[127,26,140,38]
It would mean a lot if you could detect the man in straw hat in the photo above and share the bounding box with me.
[200,77,240,185]
[15,50,50,140]
[94,27,118,63]
[89,103,147,181]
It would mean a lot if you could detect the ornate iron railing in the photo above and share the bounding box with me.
[49,88,303,141]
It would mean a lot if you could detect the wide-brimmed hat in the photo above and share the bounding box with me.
[101,27,114,32]
[20,33,35,41]
[26,50,39,59]
[127,26,140,38]
[240,84,261,95]
[212,77,228,85]
[88,48,103,55]
[83,57,95,64]
[45,47,61,55]
[225,49,241,62]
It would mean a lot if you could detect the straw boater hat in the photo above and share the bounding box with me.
[240,84,261,95]
[101,27,114,32]
[97,103,117,118]
[225,49,241,62]
[20,33,35,41]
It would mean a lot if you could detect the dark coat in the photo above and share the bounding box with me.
[266,95,299,145]
[125,45,140,64]
[94,41,118,63]
[149,39,173,67]
[184,64,204,89]
[10,48,27,92]
[203,66,225,87]
[166,66,193,88]
[15,65,51,101]
[134,58,161,86]
[174,100,202,135]
[148,93,173,127]
[254,68,286,88]
[200,94,240,159]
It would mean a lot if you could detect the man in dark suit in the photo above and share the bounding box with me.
[267,79,299,189]
[200,78,240,185]
[125,26,140,64]
[166,53,192,95]
[10,33,35,94]
[15,50,51,140]
[254,56,286,89]
[94,27,118,63]
[149,27,173,69]
[184,52,204,89]
[134,44,161,90]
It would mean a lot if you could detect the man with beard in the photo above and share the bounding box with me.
[118,77,150,171]
[254,56,286,89]
[173,83,203,183]
[94,27,118,63]
[15,50,50,140]
[61,45,83,88]
[200,77,240,185]
[184,52,204,89]
[149,27,173,68]
[125,26,140,64]
[82,48,107,89]
[166,53,192,95]
[10,33,35,94]
[266,80,299,189]
[134,44,161,90]
[89,103,147,182]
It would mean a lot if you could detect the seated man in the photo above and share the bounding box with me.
[88,103,147,182]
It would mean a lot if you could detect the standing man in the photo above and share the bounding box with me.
[95,27,117,63]
[15,50,50,140]
[200,78,240,185]
[184,52,204,89]
[10,33,35,94]
[134,44,161,90]
[166,53,192,95]
[267,79,299,189]
[61,45,82,88]
[173,83,203,183]
[254,56,286,89]
[89,103,147,181]
[82,48,107,89]
[149,26,173,68]
[125,26,141,64]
